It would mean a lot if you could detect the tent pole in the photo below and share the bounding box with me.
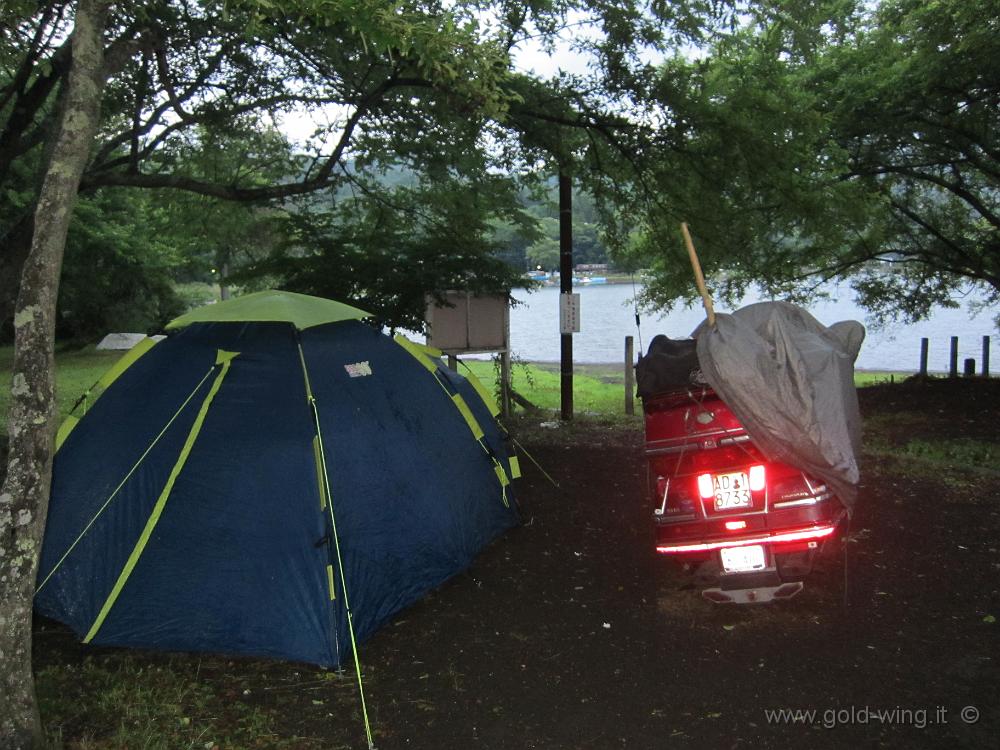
[296,337,376,750]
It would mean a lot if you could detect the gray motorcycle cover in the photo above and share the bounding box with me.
[692,301,865,512]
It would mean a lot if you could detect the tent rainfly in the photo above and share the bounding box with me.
[36,291,520,718]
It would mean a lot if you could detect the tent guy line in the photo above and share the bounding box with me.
[296,332,374,749]
[36,362,219,595]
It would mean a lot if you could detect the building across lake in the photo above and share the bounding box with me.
[523,267,623,286]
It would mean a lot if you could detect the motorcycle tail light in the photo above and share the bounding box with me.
[697,473,714,499]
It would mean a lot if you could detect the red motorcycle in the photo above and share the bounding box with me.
[637,317,857,603]
[644,385,846,602]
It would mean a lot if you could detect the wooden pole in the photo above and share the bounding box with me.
[500,350,512,418]
[680,222,716,328]
[625,336,635,416]
[919,338,929,376]
[983,335,991,377]
[559,171,573,421]
[949,336,959,378]
[501,300,512,417]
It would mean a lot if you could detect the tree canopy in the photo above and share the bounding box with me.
[1,0,730,335]
[0,0,526,333]
[618,0,999,324]
[4,0,996,333]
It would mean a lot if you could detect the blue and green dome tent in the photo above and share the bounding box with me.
[35,290,520,670]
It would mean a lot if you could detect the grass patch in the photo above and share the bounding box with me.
[863,414,998,471]
[459,360,634,416]
[174,282,220,311]
[863,421,999,492]
[896,437,998,468]
[854,371,907,386]
[0,345,123,436]
[458,360,905,417]
[37,656,315,749]
[454,360,644,448]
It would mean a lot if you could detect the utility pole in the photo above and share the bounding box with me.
[559,171,574,420]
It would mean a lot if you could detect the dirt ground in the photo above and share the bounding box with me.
[33,378,1000,749]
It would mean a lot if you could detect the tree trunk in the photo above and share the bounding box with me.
[0,2,108,747]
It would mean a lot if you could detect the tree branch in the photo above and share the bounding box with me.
[854,163,1000,229]
[152,39,194,122]
[0,3,60,112]
[886,195,987,277]
[82,170,340,201]
[89,40,236,168]
[0,40,71,181]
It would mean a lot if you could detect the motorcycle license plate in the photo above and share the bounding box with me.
[721,544,766,573]
[714,471,752,510]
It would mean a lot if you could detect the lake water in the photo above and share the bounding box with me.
[500,283,996,372]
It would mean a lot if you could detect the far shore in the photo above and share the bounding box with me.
[477,359,918,376]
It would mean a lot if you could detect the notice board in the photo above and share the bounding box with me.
[425,292,509,354]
